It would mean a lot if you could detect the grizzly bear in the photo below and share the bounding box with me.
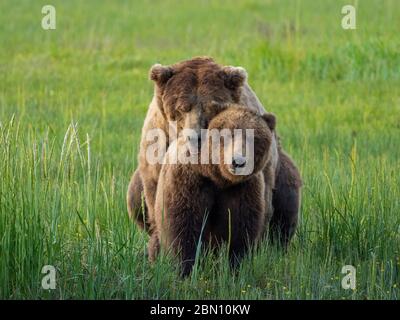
[127,56,301,251]
[151,105,277,276]
[127,57,272,231]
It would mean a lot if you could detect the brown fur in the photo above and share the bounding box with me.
[128,57,269,235]
[152,106,276,276]
[126,170,149,231]
[269,149,302,246]
[127,57,302,268]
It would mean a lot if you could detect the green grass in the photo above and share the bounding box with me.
[0,0,399,299]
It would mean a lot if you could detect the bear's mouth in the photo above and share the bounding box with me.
[228,166,236,174]
[228,166,244,176]
[228,164,252,176]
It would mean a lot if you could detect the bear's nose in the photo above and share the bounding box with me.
[232,156,246,168]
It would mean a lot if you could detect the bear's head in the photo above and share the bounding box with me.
[149,57,248,147]
[204,105,276,187]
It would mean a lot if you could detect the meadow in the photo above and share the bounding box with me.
[0,0,399,299]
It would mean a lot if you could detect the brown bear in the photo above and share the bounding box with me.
[127,57,271,232]
[269,148,302,246]
[127,56,301,251]
[151,105,277,276]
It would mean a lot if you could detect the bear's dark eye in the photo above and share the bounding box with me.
[172,108,183,121]
[169,112,177,121]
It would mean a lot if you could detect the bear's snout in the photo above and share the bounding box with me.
[231,155,246,170]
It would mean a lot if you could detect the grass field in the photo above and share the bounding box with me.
[0,0,399,299]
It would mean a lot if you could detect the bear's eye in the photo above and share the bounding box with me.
[169,112,177,121]
[170,109,182,121]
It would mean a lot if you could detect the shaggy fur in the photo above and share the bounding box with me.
[152,106,276,276]
[126,170,149,231]
[269,150,302,246]
[126,57,302,264]
[128,57,270,234]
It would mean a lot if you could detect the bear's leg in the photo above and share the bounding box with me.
[148,232,160,263]
[126,169,151,232]
[270,151,302,248]
[262,163,275,235]
[215,175,265,269]
[155,164,214,277]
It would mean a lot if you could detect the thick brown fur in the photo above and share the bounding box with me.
[127,57,302,267]
[152,106,276,276]
[126,170,149,231]
[269,149,302,246]
[128,57,269,235]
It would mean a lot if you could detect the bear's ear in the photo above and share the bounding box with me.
[262,113,276,131]
[149,64,174,87]
[220,66,248,90]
